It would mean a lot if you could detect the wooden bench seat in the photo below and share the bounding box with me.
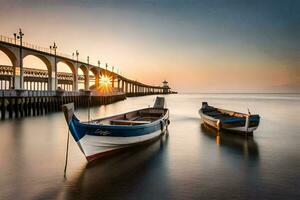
[110,119,151,126]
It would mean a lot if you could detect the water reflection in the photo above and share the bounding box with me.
[2,94,300,199]
[64,134,169,200]
[201,124,260,160]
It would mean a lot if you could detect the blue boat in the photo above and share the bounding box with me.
[62,97,170,162]
[199,102,260,134]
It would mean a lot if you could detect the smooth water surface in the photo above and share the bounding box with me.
[0,94,300,199]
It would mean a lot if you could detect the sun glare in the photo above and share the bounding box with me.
[97,74,114,94]
[100,75,112,86]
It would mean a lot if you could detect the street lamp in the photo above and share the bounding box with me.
[105,63,108,71]
[75,50,79,91]
[13,28,24,89]
[50,42,57,55]
[76,50,79,62]
[50,42,58,90]
[87,56,89,66]
[13,33,17,44]
[98,60,100,68]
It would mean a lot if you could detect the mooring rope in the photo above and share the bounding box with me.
[64,129,70,177]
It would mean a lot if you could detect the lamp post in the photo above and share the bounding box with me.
[13,33,17,44]
[75,50,79,91]
[13,28,24,89]
[50,42,57,90]
[76,50,79,63]
[105,63,108,71]
[98,60,100,68]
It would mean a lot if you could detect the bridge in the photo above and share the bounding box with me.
[0,30,168,94]
[0,29,172,120]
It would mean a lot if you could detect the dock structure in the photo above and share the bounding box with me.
[0,30,171,120]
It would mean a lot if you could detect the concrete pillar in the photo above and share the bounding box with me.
[121,79,125,92]
[85,73,89,90]
[12,50,21,89]
[112,76,115,88]
[128,83,130,93]
[73,67,78,91]
[124,81,126,92]
[117,79,120,90]
[49,57,56,91]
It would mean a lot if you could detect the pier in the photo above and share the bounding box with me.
[0,30,172,120]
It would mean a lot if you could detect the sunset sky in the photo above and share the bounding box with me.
[0,0,299,92]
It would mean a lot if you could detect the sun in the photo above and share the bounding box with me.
[97,74,114,94]
[99,75,112,87]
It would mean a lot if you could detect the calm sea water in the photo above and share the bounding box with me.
[0,93,300,200]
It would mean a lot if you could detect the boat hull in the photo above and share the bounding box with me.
[62,99,169,162]
[78,127,167,162]
[199,110,259,134]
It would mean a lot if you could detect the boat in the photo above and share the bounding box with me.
[199,102,260,134]
[62,97,170,162]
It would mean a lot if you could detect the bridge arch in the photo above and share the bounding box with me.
[79,65,89,76]
[89,67,99,89]
[0,46,17,66]
[23,54,51,91]
[0,47,16,89]
[57,60,76,75]
[23,54,51,75]
[78,64,88,90]
[56,60,76,91]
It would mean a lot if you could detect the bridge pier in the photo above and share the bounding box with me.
[0,90,126,120]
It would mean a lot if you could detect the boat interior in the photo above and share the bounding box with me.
[202,105,247,122]
[89,108,168,126]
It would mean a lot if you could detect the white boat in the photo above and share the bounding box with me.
[62,97,170,162]
[199,102,260,134]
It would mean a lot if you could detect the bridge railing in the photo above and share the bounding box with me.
[0,35,94,64]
